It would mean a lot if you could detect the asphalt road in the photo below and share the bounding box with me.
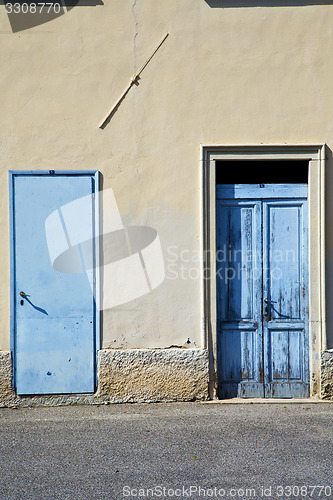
[0,402,332,500]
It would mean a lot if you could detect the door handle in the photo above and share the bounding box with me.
[19,291,30,298]
[264,299,276,322]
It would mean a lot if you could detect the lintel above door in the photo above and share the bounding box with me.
[216,184,307,199]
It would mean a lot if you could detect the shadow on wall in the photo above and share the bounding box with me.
[204,0,333,7]
[2,0,104,33]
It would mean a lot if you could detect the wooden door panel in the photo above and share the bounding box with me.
[266,205,301,320]
[268,329,304,380]
[216,200,263,398]
[263,199,309,397]
[218,326,264,398]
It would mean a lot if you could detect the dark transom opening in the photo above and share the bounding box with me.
[216,160,308,184]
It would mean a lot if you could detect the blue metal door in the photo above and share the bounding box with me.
[10,172,98,395]
[216,184,309,398]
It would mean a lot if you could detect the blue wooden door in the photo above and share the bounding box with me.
[10,172,98,395]
[216,199,264,397]
[262,199,309,397]
[216,184,309,398]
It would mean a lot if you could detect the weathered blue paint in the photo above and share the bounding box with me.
[216,199,264,397]
[9,171,99,395]
[263,199,309,398]
[216,184,309,398]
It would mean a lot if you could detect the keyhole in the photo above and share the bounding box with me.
[264,305,270,321]
[20,299,24,306]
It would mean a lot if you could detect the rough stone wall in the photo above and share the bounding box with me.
[97,348,210,402]
[321,351,333,399]
[0,351,13,406]
[0,348,210,407]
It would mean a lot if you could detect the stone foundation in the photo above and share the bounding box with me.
[0,348,210,407]
[0,351,13,405]
[321,350,333,399]
[2,348,332,405]
[97,348,210,402]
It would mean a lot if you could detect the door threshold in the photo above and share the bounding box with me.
[202,398,333,404]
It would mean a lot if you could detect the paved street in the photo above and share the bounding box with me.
[0,402,332,500]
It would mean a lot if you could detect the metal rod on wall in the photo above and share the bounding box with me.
[99,33,169,129]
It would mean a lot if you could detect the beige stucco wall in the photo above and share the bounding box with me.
[1,1,333,351]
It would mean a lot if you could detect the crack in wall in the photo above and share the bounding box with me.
[132,0,139,72]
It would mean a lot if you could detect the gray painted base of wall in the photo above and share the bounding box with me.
[321,350,333,399]
[0,348,210,407]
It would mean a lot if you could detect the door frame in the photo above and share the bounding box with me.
[9,170,101,393]
[200,145,326,398]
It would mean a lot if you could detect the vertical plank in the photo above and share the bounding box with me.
[216,198,263,398]
[268,205,300,320]
[263,197,309,398]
